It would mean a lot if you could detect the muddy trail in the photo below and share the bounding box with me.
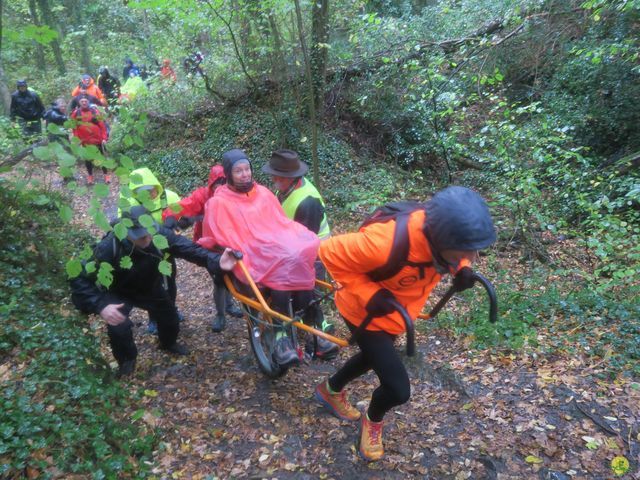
[38,167,640,479]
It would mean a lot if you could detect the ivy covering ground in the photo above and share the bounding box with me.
[0,183,157,478]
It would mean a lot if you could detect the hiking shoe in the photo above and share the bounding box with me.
[273,336,300,368]
[86,174,95,185]
[359,414,384,461]
[211,314,226,333]
[307,336,339,360]
[314,380,361,421]
[146,321,158,335]
[161,342,189,356]
[116,359,136,378]
[104,174,111,184]
[225,302,243,318]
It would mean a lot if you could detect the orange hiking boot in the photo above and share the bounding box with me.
[104,174,111,184]
[359,414,384,461]
[86,175,94,185]
[314,380,361,421]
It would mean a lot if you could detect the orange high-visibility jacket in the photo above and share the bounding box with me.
[319,209,441,335]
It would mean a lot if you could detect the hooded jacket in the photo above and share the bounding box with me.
[71,77,106,106]
[120,167,181,223]
[160,61,177,82]
[71,105,108,146]
[319,186,495,335]
[161,165,225,241]
[43,104,68,126]
[10,89,45,121]
[97,70,121,103]
[120,76,147,101]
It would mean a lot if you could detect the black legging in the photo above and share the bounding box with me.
[328,321,410,422]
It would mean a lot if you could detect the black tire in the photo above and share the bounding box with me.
[245,308,288,378]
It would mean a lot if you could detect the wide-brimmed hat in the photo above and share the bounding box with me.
[261,149,308,178]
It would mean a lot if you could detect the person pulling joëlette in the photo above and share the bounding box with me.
[314,186,496,461]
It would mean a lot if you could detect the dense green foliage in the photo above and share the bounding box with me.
[0,183,157,478]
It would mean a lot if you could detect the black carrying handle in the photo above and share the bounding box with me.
[471,272,498,323]
[347,271,498,356]
[347,299,417,357]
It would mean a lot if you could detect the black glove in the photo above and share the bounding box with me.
[177,216,195,230]
[365,289,397,318]
[452,267,475,292]
[163,216,178,229]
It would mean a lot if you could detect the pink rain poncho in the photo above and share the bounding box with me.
[198,183,320,290]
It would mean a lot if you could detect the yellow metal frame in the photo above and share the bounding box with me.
[223,259,349,348]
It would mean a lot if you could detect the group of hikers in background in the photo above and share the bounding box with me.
[9,54,205,184]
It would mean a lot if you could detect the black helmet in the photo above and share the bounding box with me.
[99,66,109,76]
[424,186,496,252]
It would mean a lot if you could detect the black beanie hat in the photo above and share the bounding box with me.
[424,186,496,252]
[222,149,251,186]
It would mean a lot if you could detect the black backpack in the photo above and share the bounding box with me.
[360,200,433,282]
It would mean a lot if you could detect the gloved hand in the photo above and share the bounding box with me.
[365,289,397,318]
[163,216,178,229]
[452,267,475,292]
[177,216,195,230]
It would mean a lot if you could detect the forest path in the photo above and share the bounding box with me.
[38,165,638,479]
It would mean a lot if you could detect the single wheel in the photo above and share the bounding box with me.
[244,306,287,378]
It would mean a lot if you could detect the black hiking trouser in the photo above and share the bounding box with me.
[104,290,179,364]
[84,143,108,176]
[328,321,410,422]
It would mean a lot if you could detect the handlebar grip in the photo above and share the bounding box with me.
[471,272,498,323]
[388,299,415,357]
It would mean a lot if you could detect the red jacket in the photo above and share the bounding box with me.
[160,65,177,82]
[71,106,108,146]
[162,165,225,240]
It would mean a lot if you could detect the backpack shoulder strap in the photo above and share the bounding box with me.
[366,213,412,282]
[365,208,433,282]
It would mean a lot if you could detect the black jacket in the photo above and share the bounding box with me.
[98,74,121,102]
[43,105,68,126]
[10,90,45,121]
[71,226,221,314]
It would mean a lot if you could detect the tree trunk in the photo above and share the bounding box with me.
[0,63,11,117]
[35,0,65,74]
[311,0,329,115]
[0,0,11,115]
[293,0,320,189]
[28,0,47,73]
[267,13,287,84]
